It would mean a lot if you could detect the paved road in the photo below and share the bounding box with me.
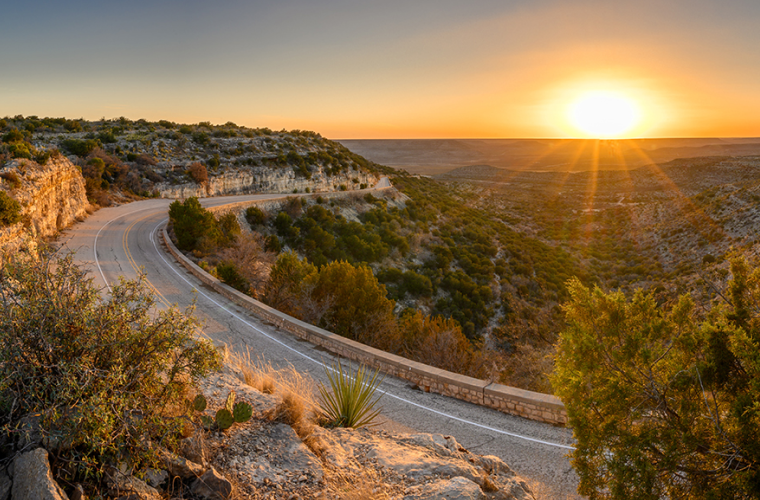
[57,187,579,498]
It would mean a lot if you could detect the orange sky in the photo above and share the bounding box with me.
[2,1,759,139]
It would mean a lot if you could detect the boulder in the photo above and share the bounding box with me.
[11,448,69,500]
[405,477,485,500]
[143,468,169,489]
[106,470,161,500]
[191,468,234,499]
[180,434,207,467]
[69,484,85,500]
[0,468,11,500]
[158,449,205,479]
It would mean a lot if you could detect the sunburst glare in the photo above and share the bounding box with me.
[568,91,641,138]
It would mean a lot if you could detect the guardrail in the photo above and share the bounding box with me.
[161,197,567,425]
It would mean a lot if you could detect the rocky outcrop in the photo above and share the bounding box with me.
[156,165,378,199]
[202,370,535,500]
[0,156,88,251]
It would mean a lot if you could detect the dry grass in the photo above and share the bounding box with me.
[318,468,398,500]
[226,348,318,440]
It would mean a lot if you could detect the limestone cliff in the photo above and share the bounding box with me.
[156,165,379,199]
[0,156,89,250]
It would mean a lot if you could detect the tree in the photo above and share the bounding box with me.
[304,260,395,345]
[398,310,482,376]
[552,256,760,500]
[168,197,219,252]
[262,251,316,316]
[0,251,221,479]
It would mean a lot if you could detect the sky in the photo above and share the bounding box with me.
[2,0,759,139]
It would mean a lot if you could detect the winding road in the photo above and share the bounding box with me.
[57,183,579,498]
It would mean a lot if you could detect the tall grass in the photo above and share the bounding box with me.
[225,348,317,439]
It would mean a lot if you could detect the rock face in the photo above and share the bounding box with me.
[0,156,88,251]
[313,427,534,500]
[155,165,378,199]
[405,476,485,500]
[11,448,69,500]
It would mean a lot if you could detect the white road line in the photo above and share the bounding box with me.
[149,219,576,451]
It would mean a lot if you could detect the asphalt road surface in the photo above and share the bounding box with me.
[57,184,580,498]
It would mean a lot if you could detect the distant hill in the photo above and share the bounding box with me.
[339,138,760,175]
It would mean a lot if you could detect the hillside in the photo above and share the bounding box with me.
[1,116,380,207]
[435,156,760,291]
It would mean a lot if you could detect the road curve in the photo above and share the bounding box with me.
[57,186,579,497]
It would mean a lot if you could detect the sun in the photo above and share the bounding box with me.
[568,91,641,138]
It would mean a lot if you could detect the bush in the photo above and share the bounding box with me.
[2,129,24,143]
[7,142,32,160]
[0,191,22,226]
[0,252,221,479]
[34,148,60,165]
[215,211,241,247]
[216,261,248,293]
[187,162,208,185]
[264,234,281,253]
[303,260,395,343]
[61,138,99,157]
[245,206,266,227]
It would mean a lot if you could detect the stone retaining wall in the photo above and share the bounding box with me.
[161,196,567,425]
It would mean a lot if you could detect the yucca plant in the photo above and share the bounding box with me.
[317,360,384,429]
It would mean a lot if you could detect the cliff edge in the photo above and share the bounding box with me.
[0,155,89,251]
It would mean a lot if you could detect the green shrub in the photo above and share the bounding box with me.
[317,360,383,429]
[61,138,99,157]
[0,252,221,480]
[2,129,24,143]
[245,206,266,226]
[216,212,241,247]
[7,142,32,160]
[216,261,248,292]
[264,234,281,253]
[34,148,60,165]
[0,191,22,226]
[168,197,219,251]
[553,256,760,499]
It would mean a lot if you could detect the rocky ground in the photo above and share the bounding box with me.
[197,369,536,500]
[3,365,537,500]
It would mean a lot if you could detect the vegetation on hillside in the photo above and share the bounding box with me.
[169,198,488,379]
[0,114,379,207]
